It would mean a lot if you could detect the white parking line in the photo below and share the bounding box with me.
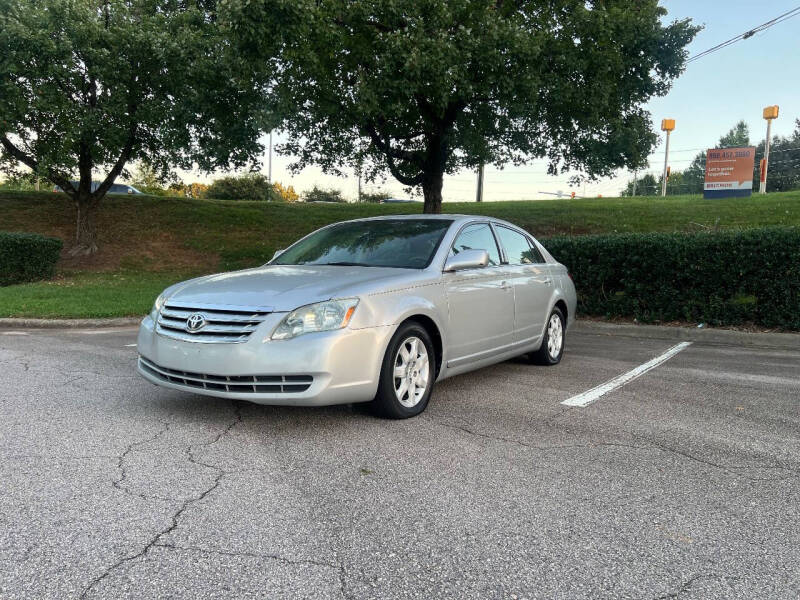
[561,341,693,408]
[124,343,137,347]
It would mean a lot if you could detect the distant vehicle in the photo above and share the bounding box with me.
[137,215,576,419]
[381,198,420,204]
[53,181,142,195]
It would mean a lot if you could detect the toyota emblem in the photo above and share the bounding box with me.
[186,313,207,332]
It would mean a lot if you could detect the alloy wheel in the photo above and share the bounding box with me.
[393,336,430,408]
[547,313,563,359]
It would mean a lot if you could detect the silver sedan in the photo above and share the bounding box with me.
[136,215,576,418]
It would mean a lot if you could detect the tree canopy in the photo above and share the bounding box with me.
[227,0,699,212]
[0,0,270,253]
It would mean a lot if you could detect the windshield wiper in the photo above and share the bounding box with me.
[317,261,372,267]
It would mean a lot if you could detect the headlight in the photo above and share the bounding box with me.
[271,298,359,340]
[151,293,167,317]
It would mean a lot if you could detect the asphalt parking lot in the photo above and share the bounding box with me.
[1,325,798,599]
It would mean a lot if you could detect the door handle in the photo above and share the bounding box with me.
[500,281,511,289]
[544,278,553,286]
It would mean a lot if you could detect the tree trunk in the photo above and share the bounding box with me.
[422,171,443,214]
[70,194,100,256]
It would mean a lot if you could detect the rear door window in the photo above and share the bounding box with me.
[495,226,544,264]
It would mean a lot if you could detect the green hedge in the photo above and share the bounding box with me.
[546,228,800,330]
[0,232,63,286]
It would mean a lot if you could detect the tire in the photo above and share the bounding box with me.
[371,322,436,419]
[529,306,565,365]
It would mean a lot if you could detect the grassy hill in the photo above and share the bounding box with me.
[2,190,799,317]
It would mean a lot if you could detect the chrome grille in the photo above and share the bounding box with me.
[156,302,271,343]
[139,356,313,393]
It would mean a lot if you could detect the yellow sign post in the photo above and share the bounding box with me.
[660,119,675,197]
[760,106,779,194]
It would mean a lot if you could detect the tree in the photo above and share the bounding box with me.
[227,0,699,213]
[753,118,800,193]
[621,173,659,196]
[0,0,269,253]
[129,162,168,195]
[168,182,209,199]
[621,170,686,196]
[273,182,300,203]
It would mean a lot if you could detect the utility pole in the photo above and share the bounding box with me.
[660,119,675,197]
[475,163,484,202]
[358,172,362,203]
[760,105,779,194]
[268,131,273,185]
[632,170,637,197]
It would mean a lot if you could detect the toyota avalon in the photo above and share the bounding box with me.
[137,215,576,418]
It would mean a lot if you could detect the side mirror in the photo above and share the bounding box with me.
[444,249,489,272]
[271,248,284,261]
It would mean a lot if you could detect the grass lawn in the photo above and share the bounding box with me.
[0,271,195,318]
[1,189,799,318]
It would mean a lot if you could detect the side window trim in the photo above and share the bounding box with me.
[489,222,509,264]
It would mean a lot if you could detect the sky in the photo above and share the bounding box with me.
[189,1,800,201]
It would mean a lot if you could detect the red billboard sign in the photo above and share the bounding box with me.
[703,147,755,198]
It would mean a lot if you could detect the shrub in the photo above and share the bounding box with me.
[135,185,171,196]
[206,173,276,201]
[0,232,63,286]
[0,172,38,191]
[167,182,209,198]
[303,185,346,203]
[361,189,391,203]
[545,228,800,330]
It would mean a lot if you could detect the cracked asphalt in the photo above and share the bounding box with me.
[1,326,798,599]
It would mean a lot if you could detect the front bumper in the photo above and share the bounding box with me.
[136,314,393,406]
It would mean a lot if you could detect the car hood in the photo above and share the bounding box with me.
[166,265,428,312]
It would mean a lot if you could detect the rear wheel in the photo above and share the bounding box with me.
[529,307,565,365]
[371,323,435,419]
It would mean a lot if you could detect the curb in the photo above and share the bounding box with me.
[0,317,142,329]
[573,320,800,351]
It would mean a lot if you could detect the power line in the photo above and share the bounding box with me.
[687,6,800,63]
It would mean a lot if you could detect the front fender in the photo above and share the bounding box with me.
[351,285,449,378]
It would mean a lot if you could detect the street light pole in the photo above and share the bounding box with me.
[475,163,484,202]
[760,105,779,194]
[660,119,675,197]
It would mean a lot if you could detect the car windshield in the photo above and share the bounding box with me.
[273,219,453,269]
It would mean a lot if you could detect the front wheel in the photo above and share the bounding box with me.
[529,307,565,365]
[371,323,435,419]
